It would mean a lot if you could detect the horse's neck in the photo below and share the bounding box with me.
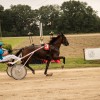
[52,37,62,49]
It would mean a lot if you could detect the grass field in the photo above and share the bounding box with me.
[1,37,27,48]
[0,33,100,71]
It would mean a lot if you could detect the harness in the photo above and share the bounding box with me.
[43,43,59,53]
[44,44,50,50]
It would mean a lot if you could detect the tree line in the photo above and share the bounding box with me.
[0,0,100,36]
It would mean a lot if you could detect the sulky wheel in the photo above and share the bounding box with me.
[11,64,27,80]
[6,66,13,77]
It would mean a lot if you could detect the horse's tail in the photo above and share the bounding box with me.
[15,48,24,56]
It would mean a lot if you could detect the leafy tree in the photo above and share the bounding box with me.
[2,9,14,32]
[38,5,60,34]
[10,4,35,35]
[1,1,100,36]
[0,5,4,37]
[60,0,99,33]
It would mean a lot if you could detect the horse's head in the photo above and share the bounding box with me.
[58,33,69,46]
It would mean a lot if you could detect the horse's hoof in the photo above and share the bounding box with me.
[61,65,64,69]
[46,73,53,76]
[32,71,35,74]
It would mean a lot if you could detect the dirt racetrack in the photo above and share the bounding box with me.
[0,67,100,100]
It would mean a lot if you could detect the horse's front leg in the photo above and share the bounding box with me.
[53,56,65,69]
[61,56,65,69]
[44,60,52,76]
[59,56,65,69]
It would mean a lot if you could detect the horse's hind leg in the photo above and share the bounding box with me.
[26,63,35,74]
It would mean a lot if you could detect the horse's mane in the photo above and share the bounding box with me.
[49,35,60,44]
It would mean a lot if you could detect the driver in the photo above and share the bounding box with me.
[0,42,20,62]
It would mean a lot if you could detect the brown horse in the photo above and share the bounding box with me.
[16,33,69,76]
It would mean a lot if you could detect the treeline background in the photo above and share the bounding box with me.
[0,0,100,36]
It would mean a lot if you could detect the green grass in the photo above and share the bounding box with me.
[29,58,100,70]
[0,58,100,72]
[0,63,8,72]
[1,37,27,48]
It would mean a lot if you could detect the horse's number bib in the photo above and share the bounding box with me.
[44,44,50,50]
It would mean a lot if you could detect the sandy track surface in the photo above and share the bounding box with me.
[0,67,100,100]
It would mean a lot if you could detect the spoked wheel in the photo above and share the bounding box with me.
[6,66,13,77]
[11,64,27,80]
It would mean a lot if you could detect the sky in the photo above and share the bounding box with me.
[0,0,100,16]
